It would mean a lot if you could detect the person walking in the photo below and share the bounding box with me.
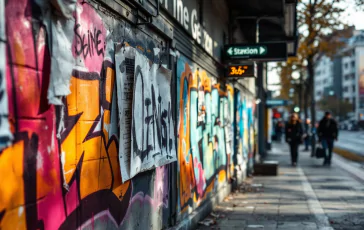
[275,120,284,142]
[285,113,304,166]
[318,111,339,166]
[304,118,312,151]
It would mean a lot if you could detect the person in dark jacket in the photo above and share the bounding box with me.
[318,111,339,166]
[285,113,304,166]
[303,118,312,151]
[275,121,284,142]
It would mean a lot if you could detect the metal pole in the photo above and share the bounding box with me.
[256,19,260,43]
[299,72,303,118]
[256,18,266,159]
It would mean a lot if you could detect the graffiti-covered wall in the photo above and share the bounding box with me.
[0,0,257,229]
[0,0,172,229]
[235,90,256,178]
[176,55,235,216]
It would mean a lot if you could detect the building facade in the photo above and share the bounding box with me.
[0,0,260,229]
[314,55,334,102]
[314,30,364,121]
[341,30,364,120]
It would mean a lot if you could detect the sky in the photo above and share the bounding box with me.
[343,0,364,30]
[267,1,364,95]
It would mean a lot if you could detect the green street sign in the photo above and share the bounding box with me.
[266,99,293,107]
[226,46,267,56]
[224,42,287,61]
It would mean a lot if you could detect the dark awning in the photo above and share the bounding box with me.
[228,0,298,56]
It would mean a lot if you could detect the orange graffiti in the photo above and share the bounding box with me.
[177,60,233,214]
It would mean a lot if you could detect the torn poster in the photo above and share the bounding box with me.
[115,44,135,182]
[0,0,13,150]
[46,2,76,105]
[0,0,4,41]
[130,51,177,179]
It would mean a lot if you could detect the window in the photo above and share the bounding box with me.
[351,61,355,68]
[345,74,350,80]
[353,85,356,92]
[345,63,349,69]
[344,86,348,92]
[352,74,356,79]
[360,97,364,108]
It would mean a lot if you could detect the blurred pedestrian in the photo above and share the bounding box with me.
[275,120,284,142]
[304,118,312,151]
[318,111,339,166]
[285,113,304,166]
[310,122,319,157]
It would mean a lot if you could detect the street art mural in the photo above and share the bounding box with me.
[0,0,171,229]
[235,91,256,176]
[176,55,235,215]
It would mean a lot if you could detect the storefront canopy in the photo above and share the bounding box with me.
[228,0,298,56]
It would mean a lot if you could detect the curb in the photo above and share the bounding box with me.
[333,147,364,162]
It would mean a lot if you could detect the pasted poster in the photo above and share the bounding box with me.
[0,0,12,150]
[115,45,135,182]
[131,51,177,178]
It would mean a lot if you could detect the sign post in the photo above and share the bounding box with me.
[224,42,287,61]
[266,99,293,107]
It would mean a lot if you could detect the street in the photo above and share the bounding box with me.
[198,143,364,230]
[336,131,364,157]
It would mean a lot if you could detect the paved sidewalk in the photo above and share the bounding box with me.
[197,143,364,230]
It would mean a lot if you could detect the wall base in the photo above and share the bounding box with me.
[169,183,232,230]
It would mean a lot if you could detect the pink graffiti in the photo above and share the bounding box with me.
[193,157,206,198]
[154,166,169,209]
[5,0,107,229]
[73,0,107,72]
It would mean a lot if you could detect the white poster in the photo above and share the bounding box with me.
[130,51,177,178]
[0,0,13,150]
[115,45,135,182]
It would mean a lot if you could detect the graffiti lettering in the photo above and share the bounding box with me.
[176,56,238,215]
[130,52,176,179]
[74,23,104,59]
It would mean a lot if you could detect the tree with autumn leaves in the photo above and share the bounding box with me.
[278,0,356,154]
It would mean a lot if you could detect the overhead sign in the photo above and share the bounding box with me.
[266,99,292,107]
[224,42,287,61]
[226,63,257,78]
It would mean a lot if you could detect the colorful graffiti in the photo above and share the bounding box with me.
[176,55,235,214]
[235,91,256,176]
[0,0,170,229]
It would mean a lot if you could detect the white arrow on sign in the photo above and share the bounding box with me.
[259,46,266,55]
[227,47,233,55]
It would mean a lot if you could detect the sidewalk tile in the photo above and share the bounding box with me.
[203,142,364,230]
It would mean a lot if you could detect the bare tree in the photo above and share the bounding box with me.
[279,0,352,155]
